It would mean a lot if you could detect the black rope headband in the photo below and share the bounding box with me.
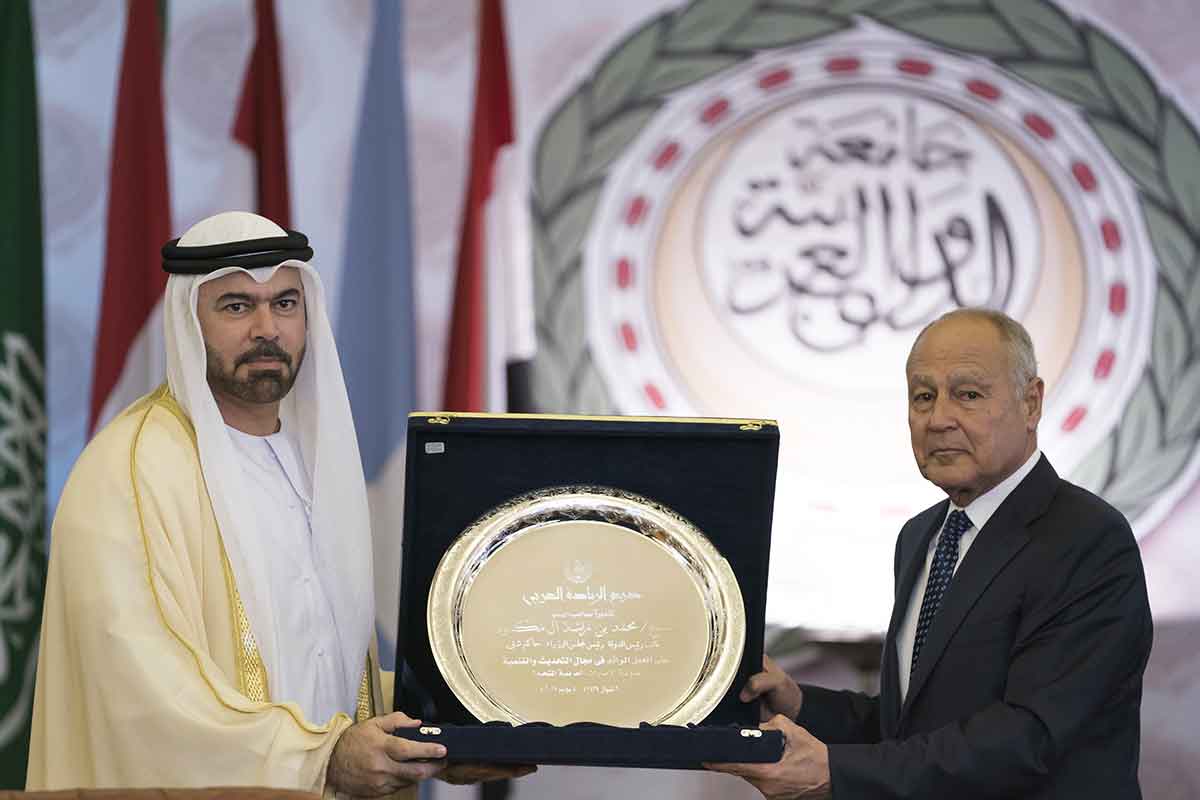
[161,230,313,274]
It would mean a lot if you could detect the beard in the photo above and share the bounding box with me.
[206,340,306,404]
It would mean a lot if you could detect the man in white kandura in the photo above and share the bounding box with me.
[29,211,532,795]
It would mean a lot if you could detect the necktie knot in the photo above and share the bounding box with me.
[943,509,971,543]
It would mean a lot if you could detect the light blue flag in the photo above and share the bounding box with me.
[336,0,416,673]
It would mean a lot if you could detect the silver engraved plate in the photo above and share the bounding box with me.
[427,486,746,727]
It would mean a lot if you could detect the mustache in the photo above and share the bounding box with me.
[236,341,292,369]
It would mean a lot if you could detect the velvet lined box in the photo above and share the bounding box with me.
[391,412,782,768]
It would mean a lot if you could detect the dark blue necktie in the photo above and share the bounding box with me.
[911,509,972,676]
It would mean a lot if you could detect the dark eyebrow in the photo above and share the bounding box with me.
[215,287,301,306]
[215,292,255,306]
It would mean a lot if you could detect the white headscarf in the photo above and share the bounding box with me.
[163,211,373,715]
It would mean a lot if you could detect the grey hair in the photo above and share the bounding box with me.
[907,307,1039,393]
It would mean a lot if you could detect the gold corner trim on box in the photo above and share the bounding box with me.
[410,410,778,428]
[427,486,745,728]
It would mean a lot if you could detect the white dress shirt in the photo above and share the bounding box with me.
[227,425,350,723]
[896,450,1042,701]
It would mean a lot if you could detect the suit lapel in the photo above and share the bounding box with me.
[881,502,946,737]
[899,456,1058,725]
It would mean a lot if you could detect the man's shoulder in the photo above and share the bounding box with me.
[1022,468,1149,626]
[53,387,205,547]
[1049,474,1124,518]
[983,456,1141,569]
[1043,473,1136,547]
[71,386,199,483]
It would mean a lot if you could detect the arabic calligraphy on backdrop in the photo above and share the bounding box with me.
[702,91,1039,354]
[568,26,1167,632]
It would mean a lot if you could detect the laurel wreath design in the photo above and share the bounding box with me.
[529,0,1200,522]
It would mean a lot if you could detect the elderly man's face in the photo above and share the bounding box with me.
[196,267,307,405]
[906,316,1043,507]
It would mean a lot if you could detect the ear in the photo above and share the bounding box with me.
[1024,377,1044,430]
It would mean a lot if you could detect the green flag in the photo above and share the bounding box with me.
[0,0,47,789]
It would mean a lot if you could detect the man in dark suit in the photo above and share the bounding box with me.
[709,308,1153,798]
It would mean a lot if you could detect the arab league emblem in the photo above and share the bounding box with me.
[527,0,1200,621]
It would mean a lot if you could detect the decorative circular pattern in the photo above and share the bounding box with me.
[529,0,1200,536]
[427,486,745,726]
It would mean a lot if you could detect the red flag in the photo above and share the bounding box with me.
[234,0,291,226]
[442,0,514,411]
[88,0,170,432]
